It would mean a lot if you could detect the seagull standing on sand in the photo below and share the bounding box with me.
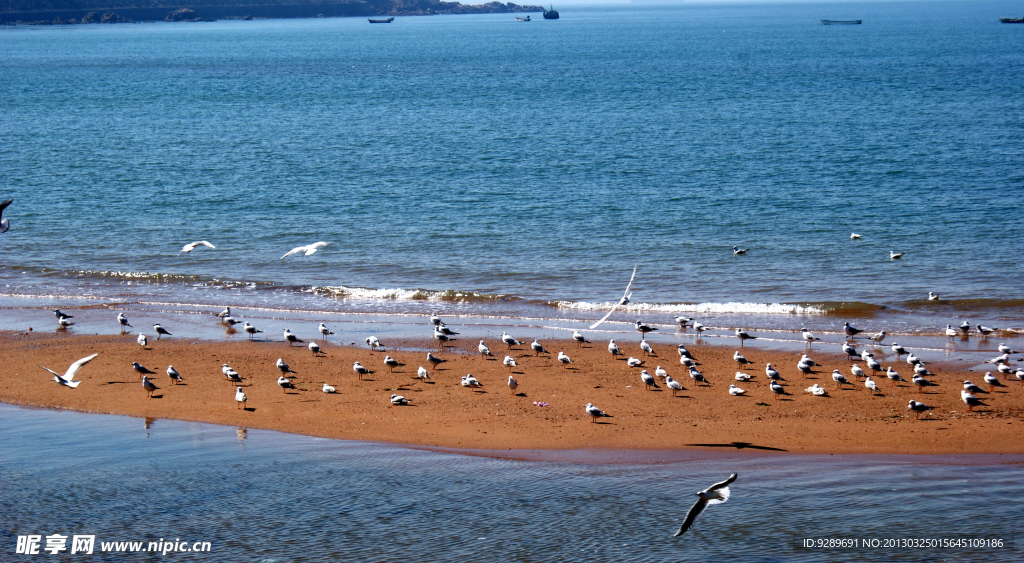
[177,241,215,256]
[133,362,157,378]
[641,370,658,390]
[640,340,654,356]
[277,376,296,393]
[243,322,263,340]
[503,355,517,371]
[507,375,518,394]
[531,340,547,356]
[573,330,589,346]
[907,400,933,419]
[735,328,756,346]
[673,474,738,537]
[223,364,242,383]
[865,376,879,394]
[733,351,753,368]
[891,343,907,360]
[501,332,520,349]
[39,353,98,389]
[984,372,1004,391]
[417,366,429,380]
[365,336,382,352]
[153,324,171,340]
[866,356,882,375]
[914,363,932,377]
[167,365,183,385]
[842,342,858,360]
[558,351,572,366]
[142,376,159,398]
[851,364,866,379]
[276,358,295,374]
[280,241,330,259]
[766,364,781,380]
[963,380,986,395]
[137,334,148,349]
[353,362,370,379]
[831,370,851,387]
[886,366,905,385]
[961,390,985,411]
[284,329,304,346]
[589,263,637,330]
[308,341,322,356]
[426,352,445,368]
[383,356,401,372]
[0,198,12,233]
[235,387,247,409]
[770,380,784,398]
[585,403,612,422]
[665,375,683,396]
[318,323,334,339]
[478,340,492,357]
[689,367,708,385]
[118,313,132,333]
[608,340,622,356]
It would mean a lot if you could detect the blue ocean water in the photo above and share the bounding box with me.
[1,404,1021,562]
[1,1,1023,336]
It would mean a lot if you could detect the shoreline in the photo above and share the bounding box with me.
[3,331,1022,455]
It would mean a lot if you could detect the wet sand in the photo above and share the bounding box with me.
[2,331,1021,454]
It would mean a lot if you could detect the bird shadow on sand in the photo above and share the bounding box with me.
[242,407,256,412]
[514,392,527,397]
[686,442,787,451]
[149,395,163,399]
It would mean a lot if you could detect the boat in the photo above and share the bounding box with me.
[368,17,395,23]
[821,19,861,25]
[543,5,559,19]
[516,15,531,21]
[1000,17,1024,23]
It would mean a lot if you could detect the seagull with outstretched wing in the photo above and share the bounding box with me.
[281,241,330,259]
[40,353,99,388]
[673,473,738,537]
[177,241,215,256]
[589,263,637,330]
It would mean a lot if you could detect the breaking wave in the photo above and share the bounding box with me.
[307,285,514,303]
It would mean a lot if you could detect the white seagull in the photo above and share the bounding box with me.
[890,251,904,259]
[217,307,231,318]
[308,341,322,356]
[735,328,756,346]
[641,370,658,390]
[843,322,863,337]
[765,363,781,380]
[153,324,171,339]
[831,370,851,387]
[503,355,517,371]
[0,198,11,233]
[732,246,748,255]
[501,332,520,348]
[666,376,683,396]
[222,364,242,383]
[390,394,410,405]
[805,384,827,396]
[585,403,612,422]
[365,336,382,351]
[177,241,215,256]
[39,353,98,388]
[655,366,668,378]
[928,292,939,301]
[531,340,547,356]
[283,329,304,346]
[635,320,658,339]
[243,322,263,340]
[280,241,330,259]
[235,386,247,408]
[868,331,887,345]
[908,400,932,419]
[961,389,985,411]
[277,376,296,393]
[674,316,693,327]
[850,233,862,239]
[842,342,857,359]
[478,340,492,357]
[417,366,429,380]
[142,375,159,398]
[276,358,295,374]
[383,356,401,372]
[851,364,865,379]
[322,383,336,393]
[572,330,590,346]
[589,263,637,330]
[507,375,518,394]
[318,323,334,339]
[353,361,370,379]
[733,351,753,367]
[640,339,654,356]
[673,474,737,537]
[728,384,746,395]
[734,372,752,382]
[137,333,148,349]
[891,343,907,360]
[865,376,879,394]
[770,380,785,397]
[608,340,622,356]
[627,357,643,367]
[558,351,573,366]
[117,313,132,332]
[167,365,183,385]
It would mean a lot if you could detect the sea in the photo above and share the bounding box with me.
[2,2,1024,559]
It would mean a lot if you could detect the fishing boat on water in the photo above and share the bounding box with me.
[368,17,395,23]
[543,5,559,19]
[821,19,862,25]
[1000,17,1024,23]
[516,15,531,21]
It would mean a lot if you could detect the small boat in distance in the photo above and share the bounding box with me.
[1000,17,1024,23]
[516,15,531,21]
[543,5,559,19]
[368,17,395,23]
[821,19,862,25]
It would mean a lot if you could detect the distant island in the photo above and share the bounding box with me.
[0,0,546,25]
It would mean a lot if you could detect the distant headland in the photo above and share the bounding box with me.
[0,0,546,26]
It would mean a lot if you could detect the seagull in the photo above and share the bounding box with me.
[142,375,159,398]
[283,329,304,346]
[589,264,637,330]
[53,309,73,320]
[558,351,573,366]
[478,340,492,357]
[641,370,658,390]
[383,355,401,372]
[640,340,654,356]
[321,383,335,393]
[733,351,753,367]
[890,251,904,259]
[842,342,858,360]
[627,357,643,368]
[734,372,752,382]
[235,386,247,409]
[770,380,785,397]
[167,365,182,385]
[843,322,863,337]
[891,343,907,360]
[997,363,1013,377]
[680,356,699,368]
[797,360,813,375]
[437,324,459,337]
[800,328,820,346]
[608,340,622,356]
[277,376,296,393]
[353,361,370,379]
[866,356,882,375]
[914,363,933,377]
[961,389,985,411]
[390,394,410,405]
[133,361,156,377]
[677,345,693,359]
[689,367,708,385]
[177,241,215,256]
[693,322,707,339]
[276,358,295,374]
[850,233,862,239]
[427,353,445,367]
[58,317,74,328]
[243,322,263,339]
[223,364,242,383]
[963,380,986,394]
[222,316,241,326]
[984,372,1004,391]
[674,316,693,327]
[217,307,231,318]
[805,384,827,396]
[463,374,481,387]
[531,340,547,356]
[501,332,520,348]
[503,355,517,371]
[735,328,756,346]
[928,292,939,301]
[507,375,518,394]
[318,323,334,339]
[865,377,879,394]
[728,384,746,395]
[959,321,971,334]
[868,331,886,345]
[906,353,922,366]
[635,320,658,339]
[987,353,1009,365]
[673,473,737,537]
[153,324,171,339]
[799,354,819,367]
[732,246,748,255]
[666,376,683,396]
[831,370,851,387]
[39,353,98,388]
[851,364,865,379]
[998,343,1016,354]
[0,198,11,233]
[655,366,668,378]
[280,241,330,259]
[1015,368,1024,382]
[911,374,933,390]
[886,366,905,384]
[430,313,442,326]
[585,402,612,422]
[765,364,781,380]
[944,325,958,340]
[907,400,933,419]
[365,336,382,351]
[117,313,132,332]
[417,366,429,380]
[977,325,997,337]
[860,350,874,362]
[572,330,590,346]
[308,341,322,356]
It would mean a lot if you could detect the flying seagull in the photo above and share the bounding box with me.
[177,241,215,256]
[673,473,738,537]
[281,241,330,259]
[39,353,98,388]
[589,263,637,330]
[0,198,12,233]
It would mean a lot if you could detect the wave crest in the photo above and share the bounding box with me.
[308,286,512,303]
[552,300,830,315]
